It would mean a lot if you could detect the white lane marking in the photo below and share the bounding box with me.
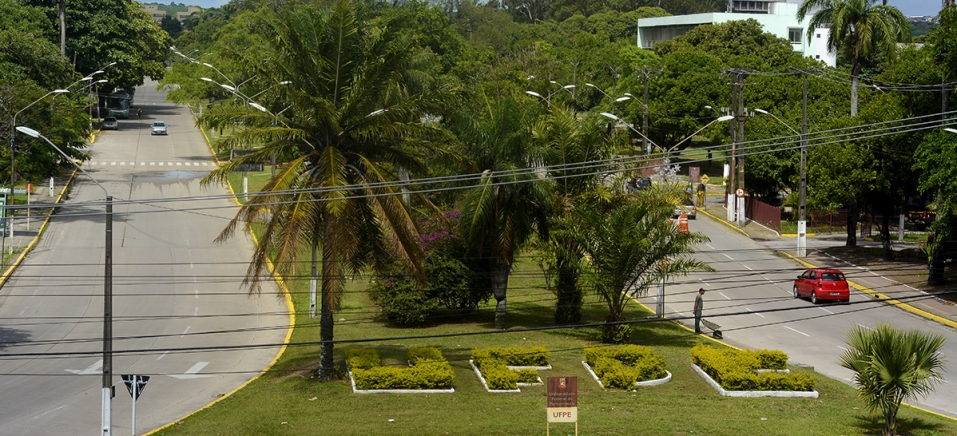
[857,323,873,331]
[202,162,208,166]
[718,292,731,301]
[176,162,182,166]
[167,162,173,166]
[110,162,116,166]
[673,310,686,317]
[194,307,199,316]
[742,264,753,271]
[31,404,67,420]
[784,326,810,337]
[746,307,765,318]
[195,290,199,299]
[722,253,734,260]
[169,362,213,379]
[818,307,835,315]
[190,262,194,269]
[66,360,103,375]
[158,162,163,166]
[705,244,715,250]
[157,351,169,361]
[141,162,145,166]
[181,326,191,337]
[150,162,155,166]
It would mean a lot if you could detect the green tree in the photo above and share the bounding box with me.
[532,105,616,324]
[455,96,551,330]
[839,323,946,436]
[198,0,448,381]
[797,0,910,116]
[575,189,712,343]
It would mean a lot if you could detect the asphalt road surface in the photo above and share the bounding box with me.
[634,212,957,418]
[0,81,290,434]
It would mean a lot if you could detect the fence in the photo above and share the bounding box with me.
[745,197,781,231]
[808,209,848,232]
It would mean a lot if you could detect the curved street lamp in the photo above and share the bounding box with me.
[16,125,113,435]
[945,128,957,135]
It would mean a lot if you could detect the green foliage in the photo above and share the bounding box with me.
[584,345,668,389]
[839,323,946,436]
[471,346,549,390]
[471,346,551,366]
[347,347,455,390]
[690,344,814,392]
[655,19,799,69]
[928,6,957,79]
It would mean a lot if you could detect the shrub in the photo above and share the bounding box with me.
[690,344,814,392]
[471,347,549,390]
[584,345,668,389]
[346,347,454,390]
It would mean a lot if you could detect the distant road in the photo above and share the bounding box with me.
[0,81,290,435]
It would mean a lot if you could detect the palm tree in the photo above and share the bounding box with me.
[839,323,946,436]
[199,0,448,381]
[455,96,551,330]
[575,189,713,343]
[531,106,616,324]
[798,0,910,116]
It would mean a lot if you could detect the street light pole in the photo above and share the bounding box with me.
[15,126,113,436]
[754,106,806,256]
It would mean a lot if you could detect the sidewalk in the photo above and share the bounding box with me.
[698,200,957,330]
[0,173,74,282]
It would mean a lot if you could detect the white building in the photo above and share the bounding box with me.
[637,0,836,67]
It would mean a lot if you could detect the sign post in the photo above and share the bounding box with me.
[546,376,578,436]
[122,375,150,436]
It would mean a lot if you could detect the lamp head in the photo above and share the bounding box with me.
[600,112,620,121]
[200,77,214,83]
[945,128,957,135]
[754,108,769,115]
[15,126,41,138]
[525,91,542,98]
[717,115,734,122]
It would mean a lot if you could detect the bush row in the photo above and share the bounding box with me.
[690,344,814,392]
[346,347,454,390]
[584,345,667,389]
[471,347,549,390]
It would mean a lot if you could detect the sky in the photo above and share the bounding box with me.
[182,0,945,17]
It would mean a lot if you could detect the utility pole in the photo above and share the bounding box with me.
[799,71,809,257]
[102,195,113,435]
[637,68,660,154]
[723,69,738,223]
[735,70,748,227]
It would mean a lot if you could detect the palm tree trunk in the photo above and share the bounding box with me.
[554,251,582,324]
[851,57,860,116]
[491,261,510,330]
[317,220,336,382]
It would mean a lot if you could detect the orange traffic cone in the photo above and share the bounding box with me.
[678,212,689,234]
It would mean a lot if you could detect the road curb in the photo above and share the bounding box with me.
[698,207,750,238]
[0,168,78,289]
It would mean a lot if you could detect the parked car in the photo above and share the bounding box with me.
[102,117,118,130]
[673,198,696,219]
[151,121,168,135]
[793,268,849,303]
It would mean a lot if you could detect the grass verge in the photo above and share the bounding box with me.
[152,182,957,436]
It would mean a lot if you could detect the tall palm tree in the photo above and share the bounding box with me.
[531,106,616,324]
[575,189,713,343]
[839,323,946,436]
[455,96,551,330]
[200,0,448,381]
[797,0,910,115]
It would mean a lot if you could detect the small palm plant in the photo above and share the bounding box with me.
[839,323,946,436]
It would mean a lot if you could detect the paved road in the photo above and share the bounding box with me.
[0,82,290,435]
[635,211,957,418]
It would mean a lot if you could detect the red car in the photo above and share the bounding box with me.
[793,268,850,303]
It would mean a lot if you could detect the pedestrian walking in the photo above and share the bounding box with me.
[696,182,706,207]
[694,288,705,334]
[137,107,142,120]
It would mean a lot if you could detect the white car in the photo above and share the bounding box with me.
[151,121,168,135]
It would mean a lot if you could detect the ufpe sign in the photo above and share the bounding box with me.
[546,376,577,423]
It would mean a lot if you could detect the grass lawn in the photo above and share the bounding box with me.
[151,180,957,436]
